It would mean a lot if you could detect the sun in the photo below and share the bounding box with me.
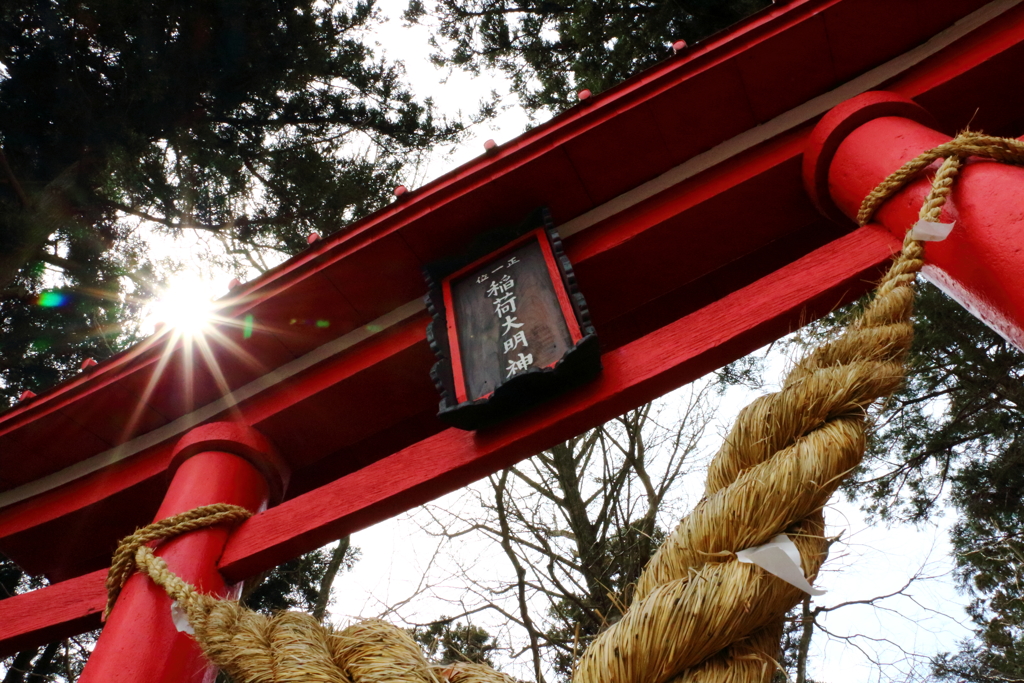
[146,274,217,336]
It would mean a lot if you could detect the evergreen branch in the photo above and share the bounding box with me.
[107,200,303,235]
[105,201,179,227]
[442,3,576,19]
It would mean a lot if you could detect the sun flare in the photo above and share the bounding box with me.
[146,274,217,336]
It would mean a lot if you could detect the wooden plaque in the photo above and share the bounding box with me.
[425,210,599,430]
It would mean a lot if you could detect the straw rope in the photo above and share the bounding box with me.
[103,131,1024,683]
[856,131,1024,227]
[131,542,448,683]
[104,503,253,620]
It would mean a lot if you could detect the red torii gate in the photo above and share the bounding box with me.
[3,0,1024,680]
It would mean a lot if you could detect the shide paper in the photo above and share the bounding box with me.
[735,534,826,596]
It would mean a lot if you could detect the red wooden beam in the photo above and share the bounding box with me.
[0,149,821,579]
[0,0,1001,496]
[0,224,901,655]
[1,0,1022,668]
[0,0,847,451]
[217,224,900,578]
[0,569,106,658]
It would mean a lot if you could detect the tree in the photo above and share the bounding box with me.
[0,0,464,406]
[777,568,957,683]
[405,0,770,113]
[405,286,991,683]
[1,2,458,674]
[413,617,500,667]
[932,465,1024,683]
[856,284,1024,526]
[417,388,716,682]
[242,537,360,621]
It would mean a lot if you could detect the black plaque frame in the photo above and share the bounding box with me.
[424,209,599,430]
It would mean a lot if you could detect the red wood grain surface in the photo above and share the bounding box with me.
[0,569,106,657]
[4,0,1024,582]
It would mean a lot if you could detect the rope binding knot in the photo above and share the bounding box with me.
[104,503,252,620]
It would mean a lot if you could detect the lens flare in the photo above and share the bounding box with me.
[37,291,68,307]
[121,272,273,442]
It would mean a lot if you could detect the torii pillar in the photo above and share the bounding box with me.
[804,91,1024,351]
[78,423,289,683]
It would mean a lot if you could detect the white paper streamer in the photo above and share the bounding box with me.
[735,534,826,596]
[170,600,195,634]
[910,219,956,242]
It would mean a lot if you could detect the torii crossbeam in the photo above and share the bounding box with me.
[3,0,1024,680]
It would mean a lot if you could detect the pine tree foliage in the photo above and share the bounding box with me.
[413,618,499,667]
[0,0,463,406]
[856,284,1024,681]
[859,284,1024,525]
[405,0,770,113]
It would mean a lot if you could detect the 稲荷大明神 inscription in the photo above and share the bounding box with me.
[425,214,600,430]
[450,238,574,401]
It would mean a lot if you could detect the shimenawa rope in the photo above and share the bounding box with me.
[105,132,1024,683]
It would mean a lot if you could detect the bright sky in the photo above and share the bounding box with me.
[139,3,974,681]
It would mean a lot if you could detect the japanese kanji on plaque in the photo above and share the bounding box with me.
[424,210,599,430]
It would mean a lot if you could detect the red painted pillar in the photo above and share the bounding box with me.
[79,423,289,683]
[803,91,1024,351]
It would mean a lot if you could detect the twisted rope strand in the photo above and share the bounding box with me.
[113,508,445,683]
[574,132,1009,683]
[104,503,252,619]
[857,131,1024,226]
